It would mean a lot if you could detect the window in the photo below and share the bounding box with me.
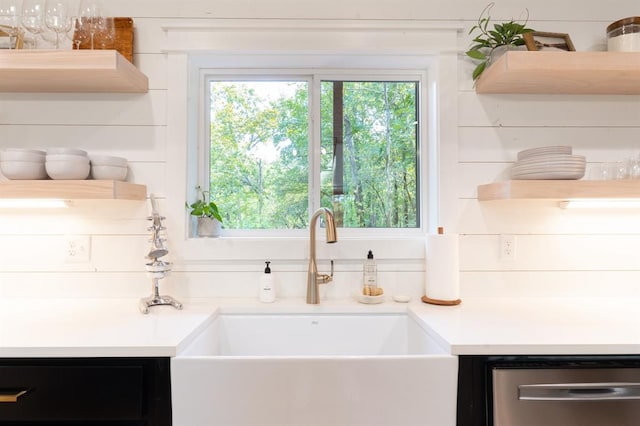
[204,73,421,232]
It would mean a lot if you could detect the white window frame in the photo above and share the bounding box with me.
[198,69,426,238]
[163,20,460,263]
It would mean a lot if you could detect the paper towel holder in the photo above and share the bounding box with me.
[422,226,462,306]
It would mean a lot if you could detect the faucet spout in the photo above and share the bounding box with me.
[307,207,338,304]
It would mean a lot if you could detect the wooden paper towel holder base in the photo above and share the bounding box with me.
[421,295,461,306]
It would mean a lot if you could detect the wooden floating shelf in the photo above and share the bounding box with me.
[475,51,640,95]
[0,180,147,201]
[478,180,640,201]
[0,50,148,93]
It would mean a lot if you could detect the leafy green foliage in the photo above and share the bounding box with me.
[208,80,418,229]
[187,191,223,222]
[465,2,534,80]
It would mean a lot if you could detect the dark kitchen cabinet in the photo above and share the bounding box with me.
[0,357,171,426]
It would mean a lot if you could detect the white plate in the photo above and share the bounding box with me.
[511,166,585,176]
[517,146,572,160]
[512,170,585,180]
[515,154,585,166]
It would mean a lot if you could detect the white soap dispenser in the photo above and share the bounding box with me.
[259,261,276,303]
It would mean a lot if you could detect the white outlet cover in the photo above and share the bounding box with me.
[64,235,91,263]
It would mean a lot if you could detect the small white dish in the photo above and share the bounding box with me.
[357,294,385,304]
[46,147,88,157]
[91,164,128,181]
[0,150,46,163]
[45,161,90,180]
[46,154,90,163]
[392,294,411,303]
[90,155,128,167]
[0,161,47,180]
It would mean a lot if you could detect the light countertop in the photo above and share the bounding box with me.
[0,298,219,357]
[410,297,640,355]
[2,297,639,357]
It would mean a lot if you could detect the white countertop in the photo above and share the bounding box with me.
[411,297,640,355]
[2,296,639,357]
[0,298,219,357]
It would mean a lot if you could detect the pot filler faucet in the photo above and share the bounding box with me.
[307,207,338,304]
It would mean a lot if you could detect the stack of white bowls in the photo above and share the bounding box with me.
[45,148,91,180]
[512,146,586,180]
[90,155,128,181]
[0,148,47,180]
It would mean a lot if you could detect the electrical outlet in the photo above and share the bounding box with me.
[499,234,516,261]
[64,236,91,263]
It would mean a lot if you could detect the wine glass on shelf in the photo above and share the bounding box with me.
[0,0,21,50]
[22,0,46,48]
[95,16,114,49]
[44,0,71,49]
[70,16,87,49]
[77,0,101,49]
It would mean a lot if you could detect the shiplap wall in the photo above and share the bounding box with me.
[0,0,639,300]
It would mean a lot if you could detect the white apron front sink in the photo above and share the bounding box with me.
[171,312,457,426]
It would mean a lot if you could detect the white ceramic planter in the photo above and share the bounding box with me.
[196,217,221,238]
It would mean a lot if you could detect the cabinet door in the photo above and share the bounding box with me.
[0,365,143,421]
[0,358,171,425]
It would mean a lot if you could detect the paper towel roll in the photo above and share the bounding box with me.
[424,233,461,305]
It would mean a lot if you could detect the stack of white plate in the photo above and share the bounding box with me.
[512,146,586,180]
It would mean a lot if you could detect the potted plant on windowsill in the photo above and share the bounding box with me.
[187,190,223,238]
[466,2,534,81]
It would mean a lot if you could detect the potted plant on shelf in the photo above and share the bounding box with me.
[187,189,223,238]
[466,2,534,81]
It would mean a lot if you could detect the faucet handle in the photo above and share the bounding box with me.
[317,260,335,284]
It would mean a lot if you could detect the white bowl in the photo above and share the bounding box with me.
[90,155,128,167]
[46,154,90,163]
[46,147,88,157]
[0,150,46,163]
[45,161,90,180]
[0,160,48,180]
[91,164,128,181]
[3,148,46,156]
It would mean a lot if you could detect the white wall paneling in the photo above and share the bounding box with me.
[1,0,638,299]
[103,0,639,22]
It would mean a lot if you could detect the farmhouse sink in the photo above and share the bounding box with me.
[172,312,457,426]
[181,312,446,356]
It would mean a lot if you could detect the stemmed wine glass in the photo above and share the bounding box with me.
[96,16,114,49]
[78,0,101,49]
[0,0,21,49]
[22,0,45,48]
[44,0,71,49]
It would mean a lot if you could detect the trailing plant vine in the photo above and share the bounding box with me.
[466,2,534,81]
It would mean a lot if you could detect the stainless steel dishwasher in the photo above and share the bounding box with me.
[493,367,640,426]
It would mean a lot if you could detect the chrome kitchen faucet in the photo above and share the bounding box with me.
[306,207,338,304]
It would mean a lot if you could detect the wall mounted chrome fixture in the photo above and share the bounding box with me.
[139,194,183,314]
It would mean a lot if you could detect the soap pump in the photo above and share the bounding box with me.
[259,261,276,303]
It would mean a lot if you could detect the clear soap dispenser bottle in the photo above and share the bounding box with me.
[363,250,378,295]
[259,261,276,303]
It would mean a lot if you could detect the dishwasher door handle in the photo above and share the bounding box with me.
[519,382,640,401]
